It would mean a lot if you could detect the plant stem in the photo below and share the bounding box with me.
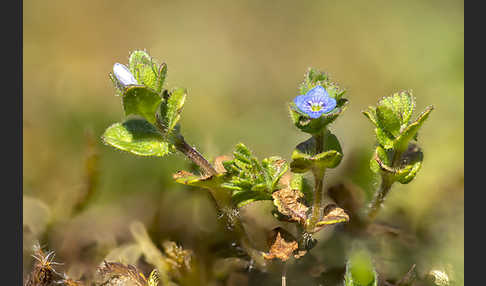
[154,121,264,267]
[173,134,218,176]
[306,131,326,233]
[367,149,403,221]
[367,174,393,221]
[282,262,287,286]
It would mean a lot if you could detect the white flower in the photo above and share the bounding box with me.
[113,63,138,87]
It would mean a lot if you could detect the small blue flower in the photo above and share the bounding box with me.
[293,86,337,118]
[113,63,138,87]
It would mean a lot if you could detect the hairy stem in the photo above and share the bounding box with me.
[173,134,218,176]
[367,149,403,221]
[306,130,326,233]
[154,120,263,267]
[367,174,393,221]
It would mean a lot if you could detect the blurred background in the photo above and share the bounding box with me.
[23,0,463,285]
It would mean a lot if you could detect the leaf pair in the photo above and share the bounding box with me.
[370,143,424,184]
[290,130,343,173]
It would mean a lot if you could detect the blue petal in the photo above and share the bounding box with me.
[306,85,329,98]
[293,86,337,118]
[293,94,308,110]
[307,110,325,118]
[321,96,337,113]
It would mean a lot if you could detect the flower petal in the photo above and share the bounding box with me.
[306,85,328,98]
[113,63,138,87]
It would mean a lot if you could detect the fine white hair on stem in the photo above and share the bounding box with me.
[113,63,138,87]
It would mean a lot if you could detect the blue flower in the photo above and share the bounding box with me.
[293,86,337,118]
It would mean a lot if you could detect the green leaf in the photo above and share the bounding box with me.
[173,170,226,190]
[370,143,424,184]
[102,118,172,157]
[376,104,401,137]
[299,67,328,95]
[344,249,378,286]
[362,106,378,126]
[129,50,167,94]
[394,105,434,152]
[377,90,415,127]
[262,157,289,190]
[290,131,343,173]
[157,87,187,135]
[221,143,289,207]
[370,146,391,174]
[123,86,162,124]
[375,128,395,150]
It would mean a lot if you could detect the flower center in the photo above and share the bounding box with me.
[307,100,324,112]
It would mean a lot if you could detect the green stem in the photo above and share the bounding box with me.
[367,174,393,221]
[306,131,326,233]
[367,149,403,221]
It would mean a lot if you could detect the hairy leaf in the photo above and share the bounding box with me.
[123,86,162,124]
[102,118,172,157]
[157,87,187,135]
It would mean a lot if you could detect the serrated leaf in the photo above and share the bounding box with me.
[221,143,289,207]
[394,105,434,152]
[262,157,289,190]
[128,50,166,94]
[123,86,162,124]
[157,87,187,135]
[102,118,172,157]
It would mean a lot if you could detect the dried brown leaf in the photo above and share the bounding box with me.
[312,204,349,233]
[162,241,193,273]
[272,188,308,223]
[97,261,147,286]
[263,230,298,261]
[213,155,232,173]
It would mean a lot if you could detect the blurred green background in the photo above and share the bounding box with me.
[23,0,463,284]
